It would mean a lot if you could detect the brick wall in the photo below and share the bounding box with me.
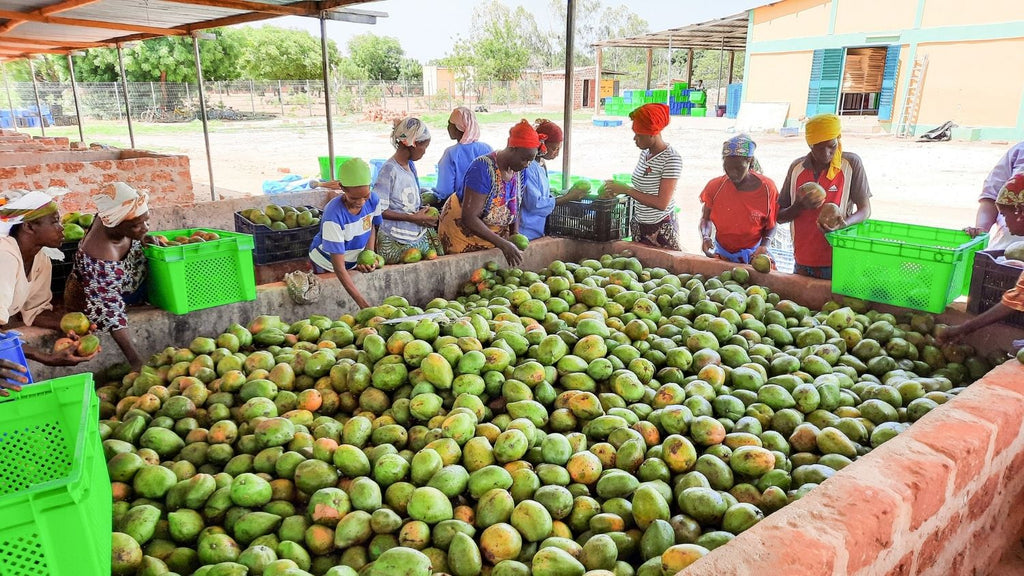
[0,149,194,212]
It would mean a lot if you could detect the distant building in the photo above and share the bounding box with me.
[422,66,461,97]
[744,0,1024,139]
[541,66,628,110]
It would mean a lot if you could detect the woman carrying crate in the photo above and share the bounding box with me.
[438,120,542,266]
[699,134,779,263]
[518,120,589,241]
[943,174,1024,342]
[0,188,96,374]
[777,114,872,279]
[600,103,683,250]
[375,118,443,264]
[65,182,158,371]
[433,107,494,204]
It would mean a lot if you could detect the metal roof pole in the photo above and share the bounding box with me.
[28,59,45,137]
[2,62,15,131]
[716,36,725,108]
[116,43,135,148]
[192,34,216,200]
[645,48,653,90]
[561,0,575,184]
[686,48,693,86]
[67,53,85,143]
[667,37,673,87]
[594,46,601,111]
[320,13,335,181]
[728,51,736,85]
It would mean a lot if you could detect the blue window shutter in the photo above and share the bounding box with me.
[805,50,824,117]
[877,45,901,121]
[806,48,843,117]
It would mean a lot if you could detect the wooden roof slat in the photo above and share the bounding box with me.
[0,8,190,36]
[593,11,751,51]
[0,34,106,47]
[0,0,102,35]
[161,0,306,16]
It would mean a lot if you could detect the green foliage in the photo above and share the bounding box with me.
[399,58,423,83]
[347,33,404,81]
[235,26,340,80]
[440,1,536,82]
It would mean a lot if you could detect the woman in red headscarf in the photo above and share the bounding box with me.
[602,103,683,250]
[517,119,588,241]
[438,120,541,266]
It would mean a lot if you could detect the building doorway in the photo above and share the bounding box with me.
[805,45,901,121]
[839,47,888,116]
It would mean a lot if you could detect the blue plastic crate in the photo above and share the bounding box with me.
[0,331,31,384]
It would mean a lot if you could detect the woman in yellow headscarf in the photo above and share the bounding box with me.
[776,114,873,279]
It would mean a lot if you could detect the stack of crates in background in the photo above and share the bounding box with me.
[668,82,694,116]
[726,83,743,119]
[689,89,708,117]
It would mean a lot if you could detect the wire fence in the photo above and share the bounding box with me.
[0,76,546,127]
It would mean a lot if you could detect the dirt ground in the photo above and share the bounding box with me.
[82,113,1014,253]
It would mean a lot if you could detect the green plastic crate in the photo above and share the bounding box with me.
[827,220,989,313]
[0,373,110,576]
[691,107,707,117]
[317,155,355,180]
[145,228,257,315]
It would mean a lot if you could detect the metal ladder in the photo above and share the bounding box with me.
[895,55,929,138]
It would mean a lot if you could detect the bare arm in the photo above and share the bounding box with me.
[969,199,999,236]
[940,302,1016,344]
[382,209,437,227]
[331,252,371,310]
[604,178,676,211]
[699,204,714,256]
[462,188,523,266]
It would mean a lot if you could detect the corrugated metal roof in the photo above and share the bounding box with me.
[0,0,363,60]
[592,11,753,52]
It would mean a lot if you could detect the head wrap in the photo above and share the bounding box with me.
[805,114,843,180]
[507,119,545,150]
[630,103,670,136]
[535,119,563,145]
[391,117,431,150]
[338,158,372,188]
[0,188,66,237]
[449,107,480,145]
[722,134,763,174]
[95,182,149,228]
[996,173,1024,207]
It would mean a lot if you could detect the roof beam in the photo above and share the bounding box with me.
[0,36,107,48]
[159,0,306,16]
[0,9,188,36]
[0,0,102,34]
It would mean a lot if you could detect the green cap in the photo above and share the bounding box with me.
[338,158,372,187]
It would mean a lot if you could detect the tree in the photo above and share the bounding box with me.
[235,26,340,80]
[440,1,538,82]
[347,33,404,81]
[399,57,423,83]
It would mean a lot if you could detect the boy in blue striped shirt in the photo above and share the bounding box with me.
[309,158,382,309]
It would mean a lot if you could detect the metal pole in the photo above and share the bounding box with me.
[594,46,602,111]
[561,0,575,184]
[192,34,216,200]
[116,44,135,148]
[278,80,284,117]
[249,79,255,114]
[67,54,85,142]
[2,62,16,130]
[728,51,736,86]
[28,59,45,136]
[686,48,694,86]
[667,38,673,88]
[645,48,653,90]
[716,37,725,108]
[319,14,336,181]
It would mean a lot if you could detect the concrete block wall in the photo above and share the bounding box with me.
[0,149,193,212]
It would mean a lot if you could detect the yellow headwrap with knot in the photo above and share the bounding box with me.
[805,114,843,180]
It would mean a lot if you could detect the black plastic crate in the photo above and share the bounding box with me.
[233,206,321,265]
[50,241,80,299]
[546,197,633,242]
[966,250,1024,327]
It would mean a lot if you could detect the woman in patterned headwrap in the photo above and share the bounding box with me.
[0,188,94,382]
[601,103,683,250]
[434,107,493,203]
[374,117,443,264]
[438,120,541,266]
[941,173,1024,342]
[65,182,156,370]
[777,113,872,279]
[699,134,779,263]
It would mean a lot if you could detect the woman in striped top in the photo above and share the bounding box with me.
[601,103,683,250]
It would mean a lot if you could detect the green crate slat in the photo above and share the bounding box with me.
[0,373,110,576]
[317,155,355,180]
[145,228,257,315]
[827,220,988,313]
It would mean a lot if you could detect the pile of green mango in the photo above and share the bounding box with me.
[98,253,1000,576]
[241,205,322,232]
[62,211,95,241]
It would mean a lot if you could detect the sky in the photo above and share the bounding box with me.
[247,0,769,62]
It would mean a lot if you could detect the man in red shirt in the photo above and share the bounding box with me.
[777,114,872,279]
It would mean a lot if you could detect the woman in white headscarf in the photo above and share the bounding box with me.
[433,107,493,203]
[0,188,95,380]
[374,117,443,264]
[65,182,155,370]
